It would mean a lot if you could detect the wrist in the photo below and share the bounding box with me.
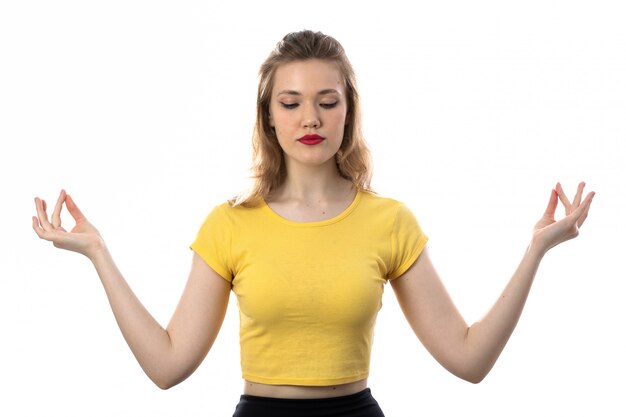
[87,236,108,263]
[528,235,549,259]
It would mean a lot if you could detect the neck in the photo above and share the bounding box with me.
[272,158,353,203]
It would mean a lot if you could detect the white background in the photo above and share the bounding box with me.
[1,1,625,416]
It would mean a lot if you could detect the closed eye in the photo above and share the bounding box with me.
[279,102,339,110]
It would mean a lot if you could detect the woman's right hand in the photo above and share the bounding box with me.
[33,190,104,259]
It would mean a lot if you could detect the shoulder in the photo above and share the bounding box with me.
[358,190,424,230]
[198,199,267,233]
[208,198,262,217]
[359,190,413,214]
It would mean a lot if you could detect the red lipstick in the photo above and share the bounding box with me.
[298,134,325,145]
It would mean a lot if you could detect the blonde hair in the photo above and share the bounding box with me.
[232,30,373,207]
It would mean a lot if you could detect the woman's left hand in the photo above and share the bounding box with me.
[532,182,595,254]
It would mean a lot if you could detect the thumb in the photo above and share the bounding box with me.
[543,188,558,219]
[65,194,87,222]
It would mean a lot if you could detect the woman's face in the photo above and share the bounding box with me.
[269,59,348,171]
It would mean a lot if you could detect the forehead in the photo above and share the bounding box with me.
[273,59,344,95]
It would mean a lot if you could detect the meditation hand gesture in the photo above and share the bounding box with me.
[32,190,104,258]
[532,182,595,254]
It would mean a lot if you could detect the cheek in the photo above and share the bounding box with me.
[271,110,295,130]
[330,112,348,132]
[333,104,348,125]
[271,116,291,146]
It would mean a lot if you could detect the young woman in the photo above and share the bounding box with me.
[33,30,595,417]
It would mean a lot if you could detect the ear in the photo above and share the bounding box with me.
[269,113,274,127]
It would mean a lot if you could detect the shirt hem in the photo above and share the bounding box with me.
[189,244,233,283]
[242,372,370,386]
[388,234,429,281]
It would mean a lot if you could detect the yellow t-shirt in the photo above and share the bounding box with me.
[190,190,428,386]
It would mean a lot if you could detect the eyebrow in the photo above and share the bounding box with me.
[277,89,341,96]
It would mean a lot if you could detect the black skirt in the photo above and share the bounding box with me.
[232,388,385,417]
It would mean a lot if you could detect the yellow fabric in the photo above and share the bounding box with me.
[190,190,428,386]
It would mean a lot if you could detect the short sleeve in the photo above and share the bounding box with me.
[189,204,234,283]
[388,202,428,280]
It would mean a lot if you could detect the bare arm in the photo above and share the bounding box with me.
[33,190,231,389]
[391,182,595,383]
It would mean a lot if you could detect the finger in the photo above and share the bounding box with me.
[51,189,67,228]
[33,215,71,246]
[32,216,42,236]
[572,181,586,208]
[543,189,558,219]
[32,216,53,241]
[555,182,572,212]
[578,210,589,228]
[34,197,53,231]
[575,191,595,228]
[65,194,87,222]
[569,191,595,226]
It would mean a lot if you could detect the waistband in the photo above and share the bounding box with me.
[239,387,374,404]
[233,388,385,417]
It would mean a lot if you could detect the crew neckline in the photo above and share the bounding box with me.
[261,190,363,227]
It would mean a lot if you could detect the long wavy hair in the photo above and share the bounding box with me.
[231,30,373,207]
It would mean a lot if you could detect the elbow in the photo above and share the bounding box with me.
[145,356,188,390]
[449,361,491,384]
[454,342,496,384]
[153,375,182,390]
[461,362,493,384]
[155,379,175,391]
[148,354,199,390]
[464,371,487,384]
[149,368,184,390]
[452,369,488,384]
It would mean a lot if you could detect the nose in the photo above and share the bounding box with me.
[302,104,320,129]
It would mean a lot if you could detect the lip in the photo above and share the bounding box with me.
[298,134,325,145]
